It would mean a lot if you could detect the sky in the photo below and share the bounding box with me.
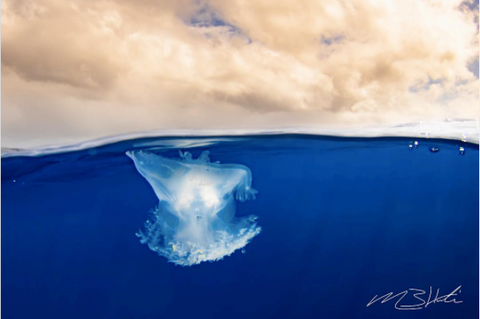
[2,0,479,148]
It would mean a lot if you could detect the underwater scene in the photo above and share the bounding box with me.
[2,135,479,318]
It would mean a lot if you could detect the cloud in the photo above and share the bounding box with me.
[2,0,478,147]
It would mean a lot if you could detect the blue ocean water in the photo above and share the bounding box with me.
[2,135,479,319]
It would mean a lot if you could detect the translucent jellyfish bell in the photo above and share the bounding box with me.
[127,150,261,266]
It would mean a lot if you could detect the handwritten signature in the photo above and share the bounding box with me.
[366,286,463,310]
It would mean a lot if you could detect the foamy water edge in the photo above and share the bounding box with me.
[2,119,478,158]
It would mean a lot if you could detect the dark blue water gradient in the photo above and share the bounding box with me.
[2,135,479,318]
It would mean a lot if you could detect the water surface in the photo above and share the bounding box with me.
[2,135,478,318]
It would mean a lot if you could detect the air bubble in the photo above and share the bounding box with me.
[459,147,465,155]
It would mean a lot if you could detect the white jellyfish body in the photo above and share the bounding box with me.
[126,150,260,266]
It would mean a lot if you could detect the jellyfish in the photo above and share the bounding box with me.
[126,150,261,266]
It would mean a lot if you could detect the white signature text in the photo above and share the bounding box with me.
[366,286,463,310]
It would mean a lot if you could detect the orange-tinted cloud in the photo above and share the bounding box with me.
[2,0,478,147]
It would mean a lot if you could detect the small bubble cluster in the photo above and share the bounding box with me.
[407,136,469,156]
[408,141,419,151]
